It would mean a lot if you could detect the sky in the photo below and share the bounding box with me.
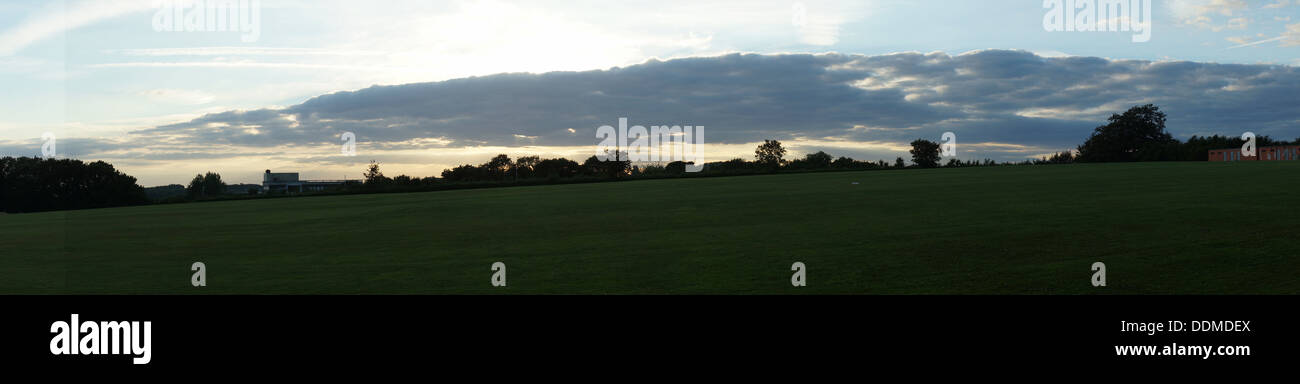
[1,0,1298,186]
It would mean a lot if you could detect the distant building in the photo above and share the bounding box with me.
[1209,146,1300,162]
[261,170,356,193]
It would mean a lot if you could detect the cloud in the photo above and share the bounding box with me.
[0,0,153,56]
[1228,34,1287,48]
[1226,16,1252,30]
[1236,22,1300,48]
[0,136,136,159]
[1226,35,1254,44]
[1284,22,1300,46]
[122,51,1299,163]
[1170,0,1250,31]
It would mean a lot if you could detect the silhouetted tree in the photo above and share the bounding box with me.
[485,154,512,180]
[582,151,630,178]
[664,161,689,174]
[186,174,205,197]
[0,157,148,213]
[804,151,833,169]
[1077,104,1176,162]
[514,155,540,179]
[832,156,855,168]
[186,172,226,198]
[755,140,786,169]
[363,160,389,185]
[441,164,485,182]
[910,139,941,168]
[535,158,580,179]
[585,150,630,178]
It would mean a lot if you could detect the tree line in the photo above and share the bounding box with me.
[0,157,148,213]
[368,105,1299,193]
[4,104,1295,213]
[361,143,898,190]
[900,104,1297,169]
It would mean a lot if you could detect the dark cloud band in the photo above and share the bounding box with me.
[96,50,1300,158]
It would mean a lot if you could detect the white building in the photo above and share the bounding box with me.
[262,170,354,193]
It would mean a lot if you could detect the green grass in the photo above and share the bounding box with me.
[1,161,1297,294]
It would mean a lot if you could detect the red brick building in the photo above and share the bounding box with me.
[1209,146,1300,162]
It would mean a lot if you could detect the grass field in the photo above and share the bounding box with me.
[1,161,1296,294]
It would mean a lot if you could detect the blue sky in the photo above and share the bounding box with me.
[1,0,1298,185]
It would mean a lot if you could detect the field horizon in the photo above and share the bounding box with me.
[2,161,1296,295]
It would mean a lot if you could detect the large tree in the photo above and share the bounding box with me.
[485,154,513,180]
[804,151,833,169]
[909,139,941,168]
[1077,104,1176,162]
[186,172,226,198]
[363,160,391,185]
[754,140,787,168]
[513,155,541,179]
